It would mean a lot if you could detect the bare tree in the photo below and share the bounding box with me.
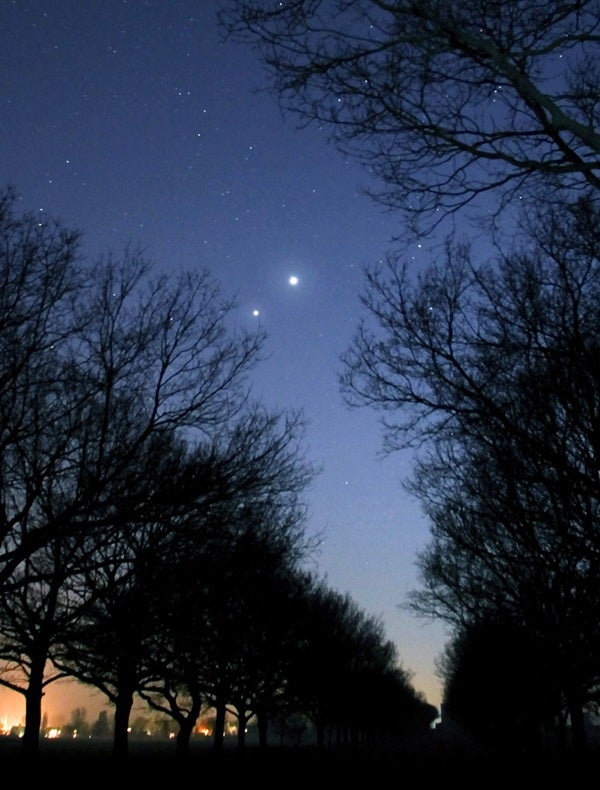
[437,617,556,752]
[408,433,600,749]
[51,406,317,759]
[340,194,600,750]
[219,0,600,234]
[283,575,428,751]
[0,189,273,755]
[0,186,83,555]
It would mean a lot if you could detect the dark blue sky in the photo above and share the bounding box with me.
[0,0,447,724]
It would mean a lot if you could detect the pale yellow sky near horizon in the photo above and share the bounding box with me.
[0,680,134,731]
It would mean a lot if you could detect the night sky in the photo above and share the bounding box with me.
[0,0,447,726]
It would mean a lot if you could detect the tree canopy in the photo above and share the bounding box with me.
[219,0,600,234]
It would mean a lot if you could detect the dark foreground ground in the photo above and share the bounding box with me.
[1,728,598,784]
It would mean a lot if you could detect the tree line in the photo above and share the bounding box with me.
[0,186,435,760]
[219,0,600,753]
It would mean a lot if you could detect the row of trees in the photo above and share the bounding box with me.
[220,0,600,752]
[343,197,600,750]
[0,186,434,759]
[51,520,436,758]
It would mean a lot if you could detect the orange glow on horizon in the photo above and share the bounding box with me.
[0,680,110,734]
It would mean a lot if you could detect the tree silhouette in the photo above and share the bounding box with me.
[438,617,557,752]
[219,0,600,235]
[285,577,433,750]
[52,408,316,758]
[0,186,275,755]
[339,195,600,751]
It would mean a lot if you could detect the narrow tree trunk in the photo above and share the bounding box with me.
[175,719,193,757]
[112,687,134,758]
[236,711,247,752]
[213,697,226,754]
[175,695,202,758]
[21,652,47,756]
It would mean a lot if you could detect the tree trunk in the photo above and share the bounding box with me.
[175,719,193,757]
[175,695,202,758]
[213,697,226,754]
[112,687,134,758]
[236,710,247,752]
[21,652,47,756]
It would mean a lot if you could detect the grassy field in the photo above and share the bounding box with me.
[1,730,598,782]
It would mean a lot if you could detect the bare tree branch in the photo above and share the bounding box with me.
[219,0,600,234]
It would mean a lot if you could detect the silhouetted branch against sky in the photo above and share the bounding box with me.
[219,0,600,235]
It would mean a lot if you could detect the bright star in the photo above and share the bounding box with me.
[289,275,299,286]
